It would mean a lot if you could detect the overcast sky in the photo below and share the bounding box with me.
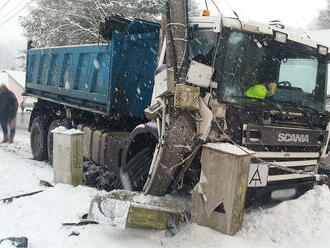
[0,0,327,52]
[205,0,327,28]
[0,0,29,50]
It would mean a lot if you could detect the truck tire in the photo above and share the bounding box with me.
[121,147,153,191]
[47,119,71,165]
[30,117,49,161]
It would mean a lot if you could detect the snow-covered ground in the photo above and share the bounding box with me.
[1,129,330,248]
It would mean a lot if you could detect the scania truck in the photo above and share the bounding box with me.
[25,13,330,201]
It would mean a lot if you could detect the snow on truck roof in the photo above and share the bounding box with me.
[189,16,330,53]
[29,43,110,51]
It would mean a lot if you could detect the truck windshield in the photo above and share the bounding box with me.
[215,29,328,112]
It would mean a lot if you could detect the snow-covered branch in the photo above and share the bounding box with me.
[20,0,200,47]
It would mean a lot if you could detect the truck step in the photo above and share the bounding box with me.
[268,174,314,182]
[269,160,317,167]
[255,152,319,159]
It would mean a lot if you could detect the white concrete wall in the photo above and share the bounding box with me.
[7,74,24,104]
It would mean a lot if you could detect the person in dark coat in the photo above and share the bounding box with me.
[0,84,18,143]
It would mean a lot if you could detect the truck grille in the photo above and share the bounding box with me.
[243,124,324,183]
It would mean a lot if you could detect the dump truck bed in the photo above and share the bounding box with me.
[25,19,159,116]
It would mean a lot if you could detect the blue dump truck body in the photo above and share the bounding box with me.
[25,19,160,116]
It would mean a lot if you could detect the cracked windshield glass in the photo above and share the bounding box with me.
[216,30,327,112]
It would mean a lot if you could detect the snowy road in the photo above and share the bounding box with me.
[1,130,330,248]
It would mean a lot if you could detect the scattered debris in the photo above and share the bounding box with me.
[0,237,28,248]
[165,214,179,237]
[81,213,88,219]
[88,190,188,231]
[39,180,53,187]
[1,180,53,203]
[68,231,80,237]
[1,190,43,203]
[62,221,98,226]
[83,164,121,191]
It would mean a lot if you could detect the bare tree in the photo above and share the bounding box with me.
[20,0,200,47]
[315,0,330,29]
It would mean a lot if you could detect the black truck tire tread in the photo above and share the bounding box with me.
[121,147,153,191]
[30,117,49,161]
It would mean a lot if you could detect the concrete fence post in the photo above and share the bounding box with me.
[192,142,253,235]
[52,128,84,186]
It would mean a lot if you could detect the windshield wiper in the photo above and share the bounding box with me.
[278,102,320,128]
[296,104,320,114]
[231,95,283,112]
[282,102,320,115]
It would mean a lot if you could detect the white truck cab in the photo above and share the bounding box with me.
[149,14,330,200]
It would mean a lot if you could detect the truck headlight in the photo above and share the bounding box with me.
[318,45,328,56]
[273,31,287,43]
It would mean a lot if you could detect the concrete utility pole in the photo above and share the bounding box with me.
[144,0,197,196]
[165,0,189,85]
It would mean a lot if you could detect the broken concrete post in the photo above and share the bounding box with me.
[52,127,84,186]
[89,190,186,231]
[126,204,180,230]
[192,143,253,235]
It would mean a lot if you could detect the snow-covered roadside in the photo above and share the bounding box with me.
[0,130,53,199]
[1,130,330,248]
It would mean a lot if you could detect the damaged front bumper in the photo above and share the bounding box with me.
[246,173,329,205]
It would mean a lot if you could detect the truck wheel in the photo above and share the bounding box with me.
[30,117,49,161]
[47,119,71,165]
[121,147,153,191]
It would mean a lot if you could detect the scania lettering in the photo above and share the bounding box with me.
[277,133,310,143]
